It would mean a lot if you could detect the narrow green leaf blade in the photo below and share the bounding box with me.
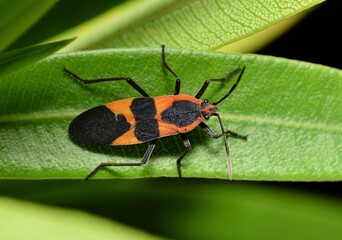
[0,38,74,79]
[0,0,56,51]
[0,196,161,240]
[60,0,324,51]
[0,48,341,180]
[0,180,340,240]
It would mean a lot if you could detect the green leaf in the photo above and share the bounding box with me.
[218,11,308,53]
[0,180,341,240]
[0,48,341,180]
[6,1,121,50]
[0,0,57,51]
[0,38,74,79]
[58,0,324,52]
[0,196,161,240]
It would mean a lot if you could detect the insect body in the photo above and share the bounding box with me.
[70,94,216,145]
[65,45,247,180]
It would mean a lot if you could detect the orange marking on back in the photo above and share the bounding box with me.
[105,98,136,124]
[107,94,204,144]
[112,127,140,145]
[104,98,138,145]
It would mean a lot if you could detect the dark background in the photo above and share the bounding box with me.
[259,0,341,69]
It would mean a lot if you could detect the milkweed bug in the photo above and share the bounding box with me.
[64,45,247,180]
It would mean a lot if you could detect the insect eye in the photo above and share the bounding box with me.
[203,114,210,120]
[203,99,209,103]
[201,110,210,120]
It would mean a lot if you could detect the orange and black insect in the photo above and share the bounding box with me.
[64,45,247,180]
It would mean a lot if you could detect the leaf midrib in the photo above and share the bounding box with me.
[0,110,340,132]
[222,113,342,132]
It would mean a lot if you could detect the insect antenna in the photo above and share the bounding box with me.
[212,67,245,106]
[213,113,233,180]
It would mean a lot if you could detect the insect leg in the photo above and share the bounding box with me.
[199,122,248,140]
[84,140,156,180]
[212,67,246,105]
[64,67,149,97]
[194,66,242,99]
[161,45,181,95]
[176,134,191,178]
